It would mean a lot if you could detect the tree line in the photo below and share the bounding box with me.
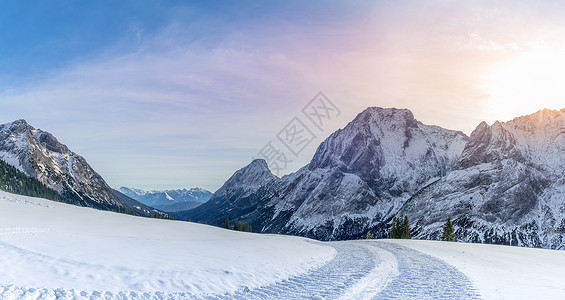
[224,217,252,232]
[365,214,457,242]
[0,159,71,203]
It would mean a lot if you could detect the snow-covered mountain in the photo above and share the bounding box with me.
[401,108,565,248]
[179,159,279,222]
[184,107,565,249]
[0,119,130,212]
[119,186,212,211]
[183,107,469,239]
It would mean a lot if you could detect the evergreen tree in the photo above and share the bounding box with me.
[390,215,411,239]
[440,216,457,242]
[401,216,411,239]
[390,216,399,238]
[230,220,252,232]
[366,231,372,239]
[0,159,70,204]
[224,217,230,229]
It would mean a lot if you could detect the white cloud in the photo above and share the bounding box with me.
[3,0,565,190]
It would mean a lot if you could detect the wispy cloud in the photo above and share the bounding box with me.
[2,0,565,190]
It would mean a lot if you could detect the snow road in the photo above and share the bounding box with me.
[2,190,565,299]
[219,241,479,300]
[0,238,478,300]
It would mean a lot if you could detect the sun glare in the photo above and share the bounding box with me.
[488,46,565,122]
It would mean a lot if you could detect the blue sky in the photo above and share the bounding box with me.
[2,1,565,191]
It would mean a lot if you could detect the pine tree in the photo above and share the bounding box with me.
[440,216,457,242]
[401,216,411,239]
[224,217,230,229]
[366,231,372,239]
[0,159,69,204]
[390,215,411,239]
[390,216,399,238]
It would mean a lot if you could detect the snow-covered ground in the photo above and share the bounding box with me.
[2,190,565,299]
[0,191,335,299]
[386,239,565,299]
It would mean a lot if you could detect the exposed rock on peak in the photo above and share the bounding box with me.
[184,107,565,248]
[400,108,565,248]
[309,107,468,194]
[177,159,279,223]
[184,107,469,240]
[214,159,277,199]
[0,120,128,211]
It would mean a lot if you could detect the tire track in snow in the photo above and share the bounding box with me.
[0,240,481,299]
[214,241,480,300]
[374,241,480,300]
[213,242,393,300]
[338,242,398,300]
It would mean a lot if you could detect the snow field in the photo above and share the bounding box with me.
[385,239,565,300]
[0,190,335,297]
[2,190,565,299]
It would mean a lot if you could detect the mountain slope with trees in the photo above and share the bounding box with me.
[183,107,565,249]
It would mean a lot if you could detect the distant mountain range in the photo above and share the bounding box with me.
[118,187,212,212]
[182,107,565,249]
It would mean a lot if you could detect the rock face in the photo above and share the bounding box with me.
[185,107,565,249]
[401,109,565,248]
[184,107,469,240]
[0,120,128,211]
[177,159,279,224]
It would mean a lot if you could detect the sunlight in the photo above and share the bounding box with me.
[488,46,565,122]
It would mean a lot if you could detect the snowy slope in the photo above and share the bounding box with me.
[387,239,565,300]
[2,191,565,299]
[0,190,334,298]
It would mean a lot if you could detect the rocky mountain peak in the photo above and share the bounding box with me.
[224,159,276,188]
[351,107,418,128]
[6,119,28,128]
[0,119,30,138]
[185,106,565,248]
[458,109,565,171]
[457,119,522,169]
[354,107,416,124]
[209,159,277,202]
[0,119,126,211]
[309,107,467,192]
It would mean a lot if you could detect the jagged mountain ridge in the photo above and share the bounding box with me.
[0,120,130,212]
[177,159,279,223]
[118,187,212,210]
[184,107,565,249]
[182,107,470,239]
[401,108,565,248]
